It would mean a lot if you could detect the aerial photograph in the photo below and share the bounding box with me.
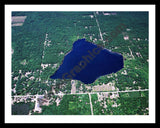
[11,11,149,115]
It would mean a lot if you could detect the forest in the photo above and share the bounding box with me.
[33,94,91,115]
[12,11,148,115]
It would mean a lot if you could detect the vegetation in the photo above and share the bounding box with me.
[12,102,35,115]
[33,94,91,115]
[12,11,148,115]
[91,91,148,115]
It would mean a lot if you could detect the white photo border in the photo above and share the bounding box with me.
[5,4,155,123]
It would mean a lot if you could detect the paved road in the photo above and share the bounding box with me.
[12,89,149,97]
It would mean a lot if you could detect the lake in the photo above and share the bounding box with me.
[50,38,124,84]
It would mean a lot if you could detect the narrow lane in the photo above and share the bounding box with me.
[94,12,104,42]
[88,93,94,115]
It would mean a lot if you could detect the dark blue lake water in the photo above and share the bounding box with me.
[50,39,124,84]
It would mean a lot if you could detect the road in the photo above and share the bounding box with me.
[12,89,149,97]
[94,12,104,42]
[12,88,149,114]
[88,93,94,115]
